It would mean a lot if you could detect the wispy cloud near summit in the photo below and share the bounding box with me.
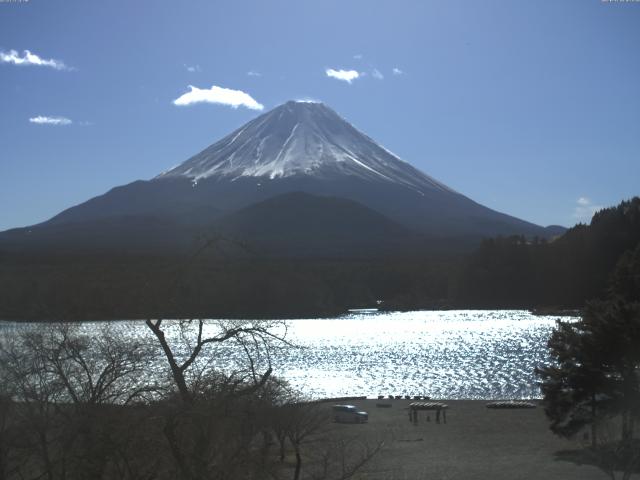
[325,68,359,84]
[29,116,73,126]
[1,49,70,70]
[173,85,264,110]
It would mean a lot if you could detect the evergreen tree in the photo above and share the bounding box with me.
[537,246,640,447]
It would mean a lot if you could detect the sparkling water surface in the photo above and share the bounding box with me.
[0,310,574,400]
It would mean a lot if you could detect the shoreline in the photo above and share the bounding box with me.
[317,398,607,480]
[0,306,582,323]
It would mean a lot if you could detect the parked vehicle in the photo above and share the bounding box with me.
[332,405,368,423]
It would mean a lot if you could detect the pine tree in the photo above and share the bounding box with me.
[537,245,640,448]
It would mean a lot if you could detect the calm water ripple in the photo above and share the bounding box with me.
[0,310,574,400]
[275,310,572,399]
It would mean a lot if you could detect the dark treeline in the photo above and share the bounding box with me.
[0,197,638,320]
[456,197,640,309]
[0,254,454,320]
[535,236,640,479]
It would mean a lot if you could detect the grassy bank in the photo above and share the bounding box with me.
[315,399,615,479]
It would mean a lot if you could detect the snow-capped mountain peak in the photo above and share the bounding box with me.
[157,101,453,194]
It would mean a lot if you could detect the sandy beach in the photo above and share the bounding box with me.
[313,399,618,480]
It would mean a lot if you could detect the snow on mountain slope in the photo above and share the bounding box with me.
[0,99,562,253]
[157,101,454,195]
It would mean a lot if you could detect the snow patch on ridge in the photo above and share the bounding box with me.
[156,101,456,195]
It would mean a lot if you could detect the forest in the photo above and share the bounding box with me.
[0,197,638,320]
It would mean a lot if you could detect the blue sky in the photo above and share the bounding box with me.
[1,0,639,231]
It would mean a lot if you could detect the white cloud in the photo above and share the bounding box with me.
[372,68,384,80]
[573,197,602,223]
[325,68,360,84]
[185,64,201,73]
[172,84,264,110]
[1,49,69,70]
[247,71,262,77]
[353,54,363,60]
[294,97,322,104]
[392,67,404,75]
[29,116,72,126]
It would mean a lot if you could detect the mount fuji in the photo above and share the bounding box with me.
[0,101,563,256]
[157,100,452,193]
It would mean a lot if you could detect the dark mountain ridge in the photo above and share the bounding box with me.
[1,101,563,256]
[212,191,427,258]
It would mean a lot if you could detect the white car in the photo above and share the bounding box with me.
[332,405,368,423]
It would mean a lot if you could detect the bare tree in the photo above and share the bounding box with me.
[0,323,159,480]
[310,436,384,480]
[283,402,329,480]
[0,314,379,480]
[141,318,290,480]
[585,417,640,480]
[261,397,328,478]
[267,397,384,480]
[0,383,18,480]
[36,324,157,406]
[144,318,286,404]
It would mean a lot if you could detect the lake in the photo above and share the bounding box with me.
[0,310,573,400]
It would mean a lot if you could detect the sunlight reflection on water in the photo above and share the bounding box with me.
[275,310,574,399]
[0,310,575,400]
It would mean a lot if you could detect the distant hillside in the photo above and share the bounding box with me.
[0,214,195,254]
[0,101,562,259]
[455,197,640,308]
[212,192,426,258]
[0,195,633,320]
